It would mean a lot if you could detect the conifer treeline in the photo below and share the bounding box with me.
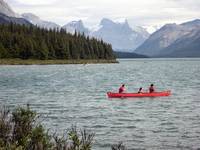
[0,23,116,60]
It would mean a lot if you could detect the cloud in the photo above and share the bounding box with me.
[12,0,57,5]
[169,0,200,9]
[7,0,200,28]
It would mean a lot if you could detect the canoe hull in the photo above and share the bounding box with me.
[107,91,171,98]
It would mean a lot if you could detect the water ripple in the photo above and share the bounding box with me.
[1,58,200,149]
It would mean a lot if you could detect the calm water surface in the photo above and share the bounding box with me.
[0,58,200,149]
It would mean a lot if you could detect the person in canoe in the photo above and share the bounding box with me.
[119,84,126,93]
[138,87,143,93]
[149,84,155,93]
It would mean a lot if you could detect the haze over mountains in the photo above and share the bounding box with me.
[22,13,60,29]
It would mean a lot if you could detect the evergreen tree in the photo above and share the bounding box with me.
[0,42,7,58]
[0,23,116,60]
[38,40,49,60]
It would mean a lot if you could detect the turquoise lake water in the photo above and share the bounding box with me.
[0,58,200,149]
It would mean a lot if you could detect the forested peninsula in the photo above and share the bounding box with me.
[0,23,117,64]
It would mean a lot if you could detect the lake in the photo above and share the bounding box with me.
[0,58,200,149]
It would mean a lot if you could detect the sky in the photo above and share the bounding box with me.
[7,0,200,33]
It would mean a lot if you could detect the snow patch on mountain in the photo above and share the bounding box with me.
[62,20,89,35]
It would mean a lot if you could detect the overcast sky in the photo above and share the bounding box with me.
[7,0,200,32]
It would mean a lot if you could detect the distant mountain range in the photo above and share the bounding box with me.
[22,16,150,52]
[21,15,150,52]
[135,19,200,57]
[91,18,149,52]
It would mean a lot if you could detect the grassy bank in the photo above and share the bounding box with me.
[0,59,118,65]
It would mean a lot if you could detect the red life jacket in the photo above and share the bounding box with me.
[119,86,125,93]
[149,87,155,93]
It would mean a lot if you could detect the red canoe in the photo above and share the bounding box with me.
[107,91,171,98]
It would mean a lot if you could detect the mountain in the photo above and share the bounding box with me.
[0,0,19,17]
[143,25,162,34]
[22,13,60,29]
[62,20,89,34]
[158,29,200,57]
[132,26,150,39]
[0,0,30,26]
[114,51,148,58]
[91,18,149,52]
[0,13,31,25]
[135,19,200,57]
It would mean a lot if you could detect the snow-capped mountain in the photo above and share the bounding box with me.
[62,20,89,35]
[22,13,60,29]
[142,25,162,34]
[0,0,20,17]
[132,26,150,40]
[135,19,200,57]
[91,18,149,52]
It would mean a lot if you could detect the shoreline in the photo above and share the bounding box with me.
[0,59,118,65]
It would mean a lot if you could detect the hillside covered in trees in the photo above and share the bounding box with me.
[0,23,116,61]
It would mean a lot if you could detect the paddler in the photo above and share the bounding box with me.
[119,84,126,93]
[138,87,143,93]
[149,84,155,93]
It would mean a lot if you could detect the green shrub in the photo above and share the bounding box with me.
[0,107,12,148]
[12,106,37,148]
[0,105,95,150]
[0,105,127,150]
